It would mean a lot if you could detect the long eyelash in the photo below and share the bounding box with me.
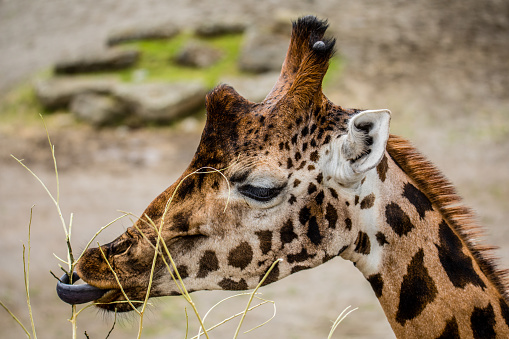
[238,184,284,202]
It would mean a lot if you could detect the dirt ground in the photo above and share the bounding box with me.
[1,1,509,338]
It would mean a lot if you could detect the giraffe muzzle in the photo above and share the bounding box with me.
[56,272,110,305]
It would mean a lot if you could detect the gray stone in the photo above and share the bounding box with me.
[113,82,207,123]
[33,76,120,110]
[70,93,126,126]
[175,41,223,68]
[54,48,140,74]
[220,72,280,102]
[107,21,180,46]
[238,26,289,73]
[195,19,247,37]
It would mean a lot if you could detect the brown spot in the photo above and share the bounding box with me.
[403,182,433,219]
[308,182,317,195]
[288,195,297,204]
[436,220,486,289]
[299,206,311,225]
[176,265,189,279]
[471,304,496,339]
[367,273,384,298]
[315,191,324,205]
[218,278,248,290]
[228,242,253,270]
[291,265,310,274]
[354,195,359,205]
[255,231,272,255]
[307,216,322,245]
[396,249,438,325]
[354,231,371,255]
[360,193,375,209]
[281,219,298,245]
[197,250,219,278]
[376,155,388,182]
[287,248,316,263]
[325,203,338,229]
[287,158,294,169]
[316,173,323,184]
[329,188,338,199]
[385,202,415,237]
[171,211,191,233]
[293,179,301,188]
[437,317,460,339]
[344,218,352,231]
[376,232,389,246]
[310,151,319,162]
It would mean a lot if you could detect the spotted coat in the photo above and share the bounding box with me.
[75,16,509,338]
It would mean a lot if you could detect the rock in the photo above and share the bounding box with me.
[70,93,126,126]
[174,41,223,68]
[194,19,247,37]
[113,82,207,123]
[107,21,180,46]
[54,48,140,74]
[238,26,289,73]
[220,72,280,102]
[33,76,120,110]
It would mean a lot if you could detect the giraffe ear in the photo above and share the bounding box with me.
[327,109,391,185]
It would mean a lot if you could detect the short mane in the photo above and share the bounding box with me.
[387,134,509,301]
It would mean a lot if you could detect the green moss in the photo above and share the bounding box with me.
[0,82,43,129]
[118,32,244,88]
[1,31,346,129]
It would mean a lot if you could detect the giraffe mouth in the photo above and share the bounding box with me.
[56,272,111,305]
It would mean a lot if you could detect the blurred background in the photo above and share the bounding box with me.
[1,0,508,338]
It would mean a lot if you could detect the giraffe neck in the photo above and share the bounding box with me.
[341,150,509,338]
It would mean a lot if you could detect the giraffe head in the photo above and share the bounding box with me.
[69,16,391,312]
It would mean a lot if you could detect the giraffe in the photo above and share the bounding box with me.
[58,16,509,338]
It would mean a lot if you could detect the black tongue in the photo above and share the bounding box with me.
[56,272,109,305]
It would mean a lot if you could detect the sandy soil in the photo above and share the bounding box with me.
[1,1,509,338]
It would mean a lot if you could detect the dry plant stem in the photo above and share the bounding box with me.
[12,121,78,336]
[144,216,211,339]
[23,207,37,339]
[41,115,59,204]
[11,156,70,259]
[12,119,129,339]
[105,309,117,339]
[194,296,275,339]
[185,307,189,339]
[136,216,165,339]
[327,305,359,339]
[0,301,30,338]
[232,258,282,339]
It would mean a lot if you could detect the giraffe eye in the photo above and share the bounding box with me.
[238,184,285,202]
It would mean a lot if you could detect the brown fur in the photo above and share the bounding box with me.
[387,134,509,301]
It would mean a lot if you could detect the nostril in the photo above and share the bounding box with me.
[110,239,132,256]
